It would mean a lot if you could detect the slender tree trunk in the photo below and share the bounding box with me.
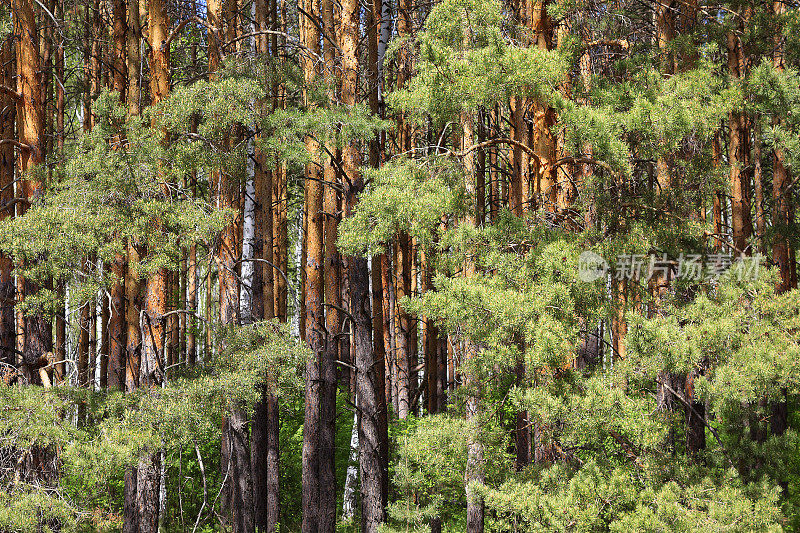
[381,252,394,411]
[206,0,253,528]
[712,131,723,251]
[79,301,90,388]
[315,0,339,527]
[100,286,109,389]
[367,0,390,498]
[509,96,524,216]
[394,234,411,418]
[340,0,387,524]
[422,246,438,415]
[773,1,792,292]
[460,18,484,529]
[0,38,14,368]
[753,122,766,255]
[14,0,49,378]
[125,242,143,395]
[186,244,197,363]
[462,107,484,533]
[251,1,280,527]
[770,0,791,438]
[265,6,283,521]
[727,25,751,254]
[301,0,326,527]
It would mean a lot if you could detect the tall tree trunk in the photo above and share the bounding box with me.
[462,107,484,533]
[264,4,283,520]
[727,24,751,254]
[109,7,127,391]
[131,0,173,530]
[460,19,484,531]
[367,0,390,500]
[251,0,280,527]
[770,0,791,437]
[300,0,328,527]
[14,0,49,378]
[773,1,792,293]
[315,0,339,527]
[0,39,15,368]
[340,0,387,524]
[207,0,253,528]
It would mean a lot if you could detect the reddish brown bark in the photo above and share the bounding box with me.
[300,0,327,528]
[727,25,751,254]
[14,0,50,374]
[773,1,792,292]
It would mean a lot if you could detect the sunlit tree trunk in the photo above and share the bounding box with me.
[770,0,790,437]
[340,0,387,526]
[300,0,327,527]
[14,0,50,380]
[727,19,751,254]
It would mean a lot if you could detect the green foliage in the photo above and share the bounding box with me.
[0,90,229,314]
[480,463,782,532]
[338,156,465,255]
[388,0,566,124]
[0,321,306,532]
[384,415,510,532]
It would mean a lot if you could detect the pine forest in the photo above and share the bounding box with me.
[2,0,800,531]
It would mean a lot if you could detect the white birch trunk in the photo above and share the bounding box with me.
[240,144,256,323]
[341,400,359,521]
[292,210,303,338]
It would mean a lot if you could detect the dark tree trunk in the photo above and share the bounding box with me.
[266,391,280,532]
[122,467,139,533]
[223,409,254,532]
[353,256,387,533]
[136,453,160,533]
[108,253,127,390]
[685,368,706,456]
[0,38,14,368]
